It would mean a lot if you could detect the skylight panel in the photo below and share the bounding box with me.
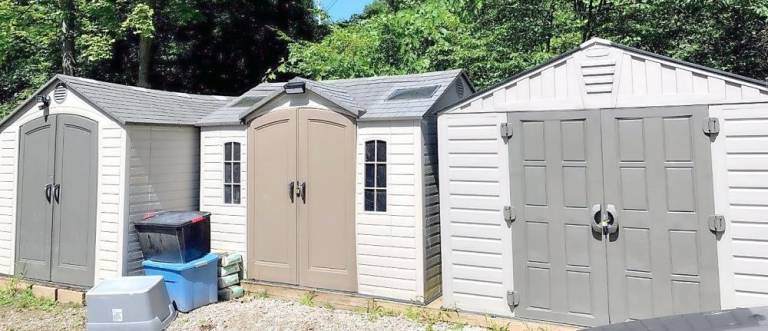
[386,85,439,101]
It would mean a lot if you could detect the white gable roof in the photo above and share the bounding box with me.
[442,38,768,114]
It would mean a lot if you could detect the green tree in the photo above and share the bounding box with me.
[282,0,768,89]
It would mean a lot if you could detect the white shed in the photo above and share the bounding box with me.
[437,38,768,326]
[198,70,473,303]
[0,75,231,288]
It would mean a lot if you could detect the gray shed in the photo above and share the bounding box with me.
[437,38,768,326]
[0,75,231,287]
[198,70,473,303]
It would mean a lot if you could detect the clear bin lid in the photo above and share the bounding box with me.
[135,211,210,227]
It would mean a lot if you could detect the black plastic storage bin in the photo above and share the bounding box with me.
[134,211,211,263]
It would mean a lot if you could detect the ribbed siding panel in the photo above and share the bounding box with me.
[199,126,248,262]
[438,112,512,317]
[126,125,200,274]
[356,121,422,302]
[711,104,768,308]
[421,116,442,303]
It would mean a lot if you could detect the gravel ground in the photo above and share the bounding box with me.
[0,295,488,331]
[168,295,486,331]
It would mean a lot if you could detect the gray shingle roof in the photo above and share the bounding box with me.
[198,83,282,126]
[199,69,469,126]
[57,75,234,125]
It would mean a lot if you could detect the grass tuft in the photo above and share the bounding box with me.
[0,278,57,311]
[299,291,317,307]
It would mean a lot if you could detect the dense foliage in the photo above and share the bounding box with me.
[2,0,767,117]
[0,0,323,115]
[282,0,768,89]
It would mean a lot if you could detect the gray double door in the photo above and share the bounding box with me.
[508,106,719,326]
[15,114,98,287]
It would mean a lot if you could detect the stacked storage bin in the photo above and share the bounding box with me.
[134,211,218,312]
[217,253,244,301]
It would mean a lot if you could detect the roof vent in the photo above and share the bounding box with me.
[230,96,265,108]
[387,85,439,101]
[53,83,67,104]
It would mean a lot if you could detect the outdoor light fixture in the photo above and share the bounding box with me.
[37,95,50,110]
[284,81,306,94]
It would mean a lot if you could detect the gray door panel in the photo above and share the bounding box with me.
[509,111,610,326]
[15,116,56,281]
[601,106,720,322]
[50,114,98,287]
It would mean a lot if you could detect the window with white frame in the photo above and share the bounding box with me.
[364,140,386,212]
[224,142,241,204]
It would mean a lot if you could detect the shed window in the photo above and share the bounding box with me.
[364,140,386,212]
[224,142,241,204]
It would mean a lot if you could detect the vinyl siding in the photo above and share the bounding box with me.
[447,41,768,115]
[417,77,470,303]
[711,103,768,309]
[0,87,127,282]
[438,112,513,316]
[199,126,248,261]
[126,124,200,274]
[356,120,425,302]
[421,116,441,303]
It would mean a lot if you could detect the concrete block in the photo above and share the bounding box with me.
[13,280,32,290]
[57,288,84,305]
[31,285,57,301]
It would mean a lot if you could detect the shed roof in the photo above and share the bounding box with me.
[0,75,234,129]
[200,69,470,126]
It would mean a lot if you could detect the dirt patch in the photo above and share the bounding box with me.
[0,305,86,331]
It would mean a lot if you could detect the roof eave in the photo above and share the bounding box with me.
[0,75,61,130]
[238,85,363,122]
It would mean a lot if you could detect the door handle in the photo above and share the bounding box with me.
[299,182,306,204]
[44,183,52,202]
[53,184,60,203]
[591,204,603,234]
[605,204,618,234]
[289,181,295,203]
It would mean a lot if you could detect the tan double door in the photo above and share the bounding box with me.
[247,107,357,291]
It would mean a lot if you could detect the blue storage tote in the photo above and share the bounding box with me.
[142,253,219,312]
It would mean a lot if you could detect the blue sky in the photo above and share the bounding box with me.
[319,0,375,21]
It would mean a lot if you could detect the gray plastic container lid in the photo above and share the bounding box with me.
[86,276,177,331]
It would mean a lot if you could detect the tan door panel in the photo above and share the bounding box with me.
[247,109,298,284]
[297,108,357,291]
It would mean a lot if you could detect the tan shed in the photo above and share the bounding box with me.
[198,70,473,303]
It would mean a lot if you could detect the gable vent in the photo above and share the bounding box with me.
[53,83,67,103]
[456,82,465,98]
[581,46,616,95]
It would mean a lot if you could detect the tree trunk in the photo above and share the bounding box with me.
[137,0,155,88]
[137,35,152,88]
[61,0,76,75]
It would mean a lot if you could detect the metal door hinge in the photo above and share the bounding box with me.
[506,291,519,307]
[703,117,720,137]
[708,215,726,233]
[503,206,515,225]
[500,123,513,140]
